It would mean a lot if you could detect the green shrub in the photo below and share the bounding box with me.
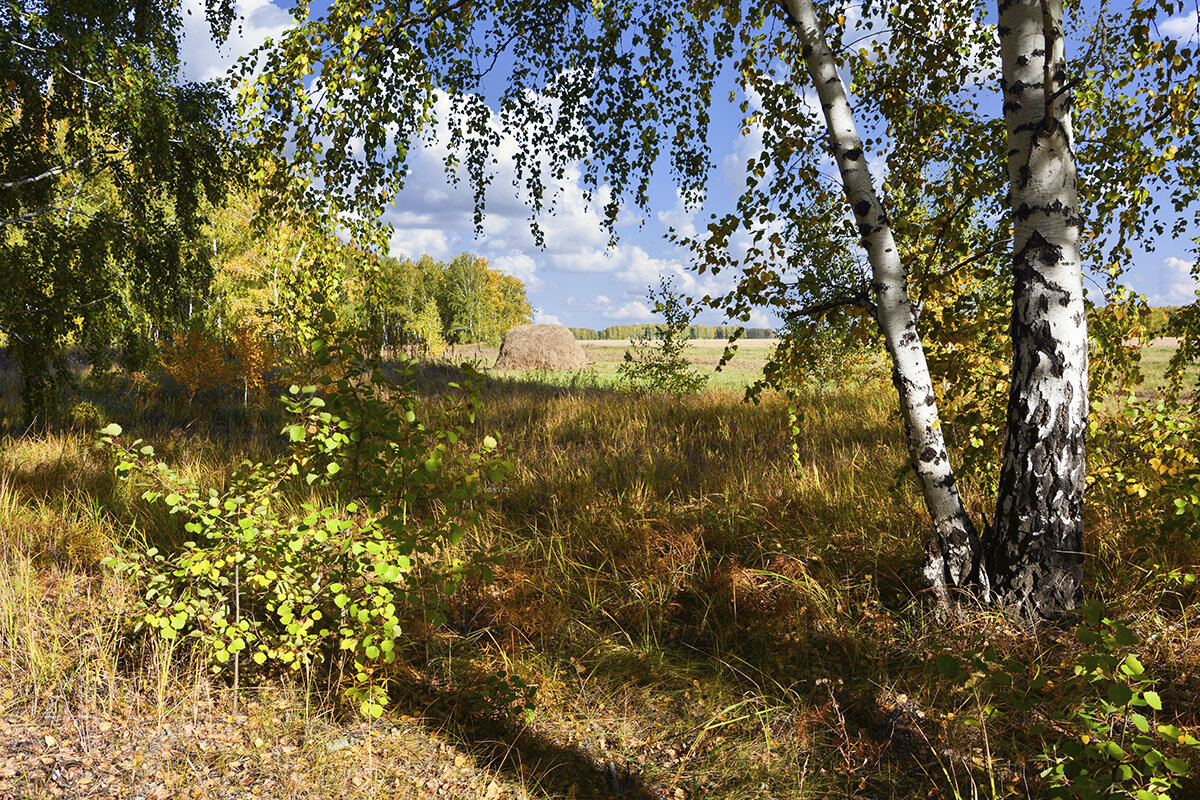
[68,400,105,431]
[101,341,516,717]
[1090,396,1200,540]
[937,602,1200,799]
[618,276,707,396]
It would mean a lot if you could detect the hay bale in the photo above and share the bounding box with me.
[493,324,590,371]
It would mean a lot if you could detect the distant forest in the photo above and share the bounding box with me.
[567,306,1185,344]
[568,325,776,340]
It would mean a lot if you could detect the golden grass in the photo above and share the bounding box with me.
[0,362,1197,798]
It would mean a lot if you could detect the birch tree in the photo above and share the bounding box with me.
[0,0,237,419]
[239,0,1200,620]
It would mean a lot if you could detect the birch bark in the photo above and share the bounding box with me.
[989,0,1088,618]
[780,0,983,602]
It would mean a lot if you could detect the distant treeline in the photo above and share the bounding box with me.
[1142,306,1181,333]
[569,325,776,340]
[571,306,1185,343]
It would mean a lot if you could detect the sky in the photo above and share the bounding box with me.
[178,0,1200,329]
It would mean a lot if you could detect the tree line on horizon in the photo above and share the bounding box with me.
[567,305,1186,345]
[568,324,776,341]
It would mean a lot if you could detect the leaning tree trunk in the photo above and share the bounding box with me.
[782,0,983,603]
[988,0,1088,619]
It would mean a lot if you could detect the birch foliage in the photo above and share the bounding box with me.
[0,0,237,418]
[238,0,1200,617]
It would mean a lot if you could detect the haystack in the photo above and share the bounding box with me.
[493,324,590,371]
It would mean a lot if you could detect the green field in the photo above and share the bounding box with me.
[459,338,1194,397]
[450,338,780,391]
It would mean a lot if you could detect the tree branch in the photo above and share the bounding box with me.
[1,155,93,189]
[784,291,875,322]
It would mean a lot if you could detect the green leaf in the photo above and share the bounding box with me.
[1108,683,1134,706]
[1157,724,1183,741]
[1113,624,1138,647]
[100,423,123,437]
[1164,757,1190,775]
[1143,690,1162,710]
[936,653,960,677]
[1121,655,1145,677]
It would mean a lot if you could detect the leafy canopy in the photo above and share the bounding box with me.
[0,0,237,418]
[240,0,1198,399]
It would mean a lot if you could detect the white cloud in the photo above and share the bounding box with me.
[389,227,452,260]
[177,21,746,327]
[491,253,542,288]
[604,301,654,321]
[746,309,775,329]
[1147,256,1199,305]
[179,0,293,83]
[657,190,698,239]
[544,251,626,273]
[533,309,560,324]
[378,93,631,286]
[1161,10,1199,42]
[867,155,888,186]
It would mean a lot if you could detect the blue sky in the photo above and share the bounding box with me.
[179,0,1200,329]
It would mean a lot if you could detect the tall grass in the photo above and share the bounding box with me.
[1,363,1197,798]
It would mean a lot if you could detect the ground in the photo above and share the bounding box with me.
[1,338,1197,799]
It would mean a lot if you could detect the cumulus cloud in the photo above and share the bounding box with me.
[1161,9,1199,42]
[746,309,775,329]
[657,190,698,239]
[178,0,293,83]
[1147,256,1199,305]
[389,227,452,260]
[491,253,542,288]
[604,301,654,321]
[378,94,632,285]
[176,14,753,329]
[533,309,560,324]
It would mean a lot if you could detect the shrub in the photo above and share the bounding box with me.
[157,327,235,402]
[937,602,1200,799]
[102,341,516,717]
[68,400,105,431]
[618,276,707,395]
[228,323,278,404]
[1090,396,1200,540]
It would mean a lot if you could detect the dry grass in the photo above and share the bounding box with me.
[0,354,1198,799]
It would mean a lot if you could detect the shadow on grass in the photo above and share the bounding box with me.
[396,676,661,800]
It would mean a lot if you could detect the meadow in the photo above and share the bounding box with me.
[0,339,1197,799]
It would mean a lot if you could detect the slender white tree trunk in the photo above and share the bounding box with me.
[781,0,982,603]
[989,0,1088,618]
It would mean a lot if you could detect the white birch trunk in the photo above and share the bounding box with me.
[781,0,982,601]
[989,0,1088,618]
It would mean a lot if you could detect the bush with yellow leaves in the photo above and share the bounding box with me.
[1091,396,1200,540]
[229,324,278,404]
[158,324,278,405]
[158,328,236,402]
